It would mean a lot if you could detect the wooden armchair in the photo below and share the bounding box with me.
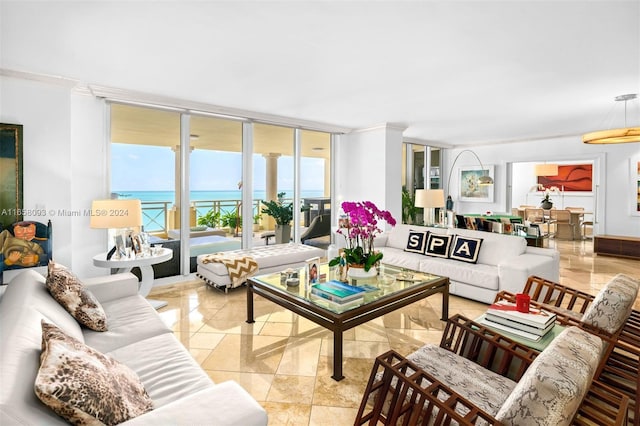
[495,275,640,425]
[356,314,629,425]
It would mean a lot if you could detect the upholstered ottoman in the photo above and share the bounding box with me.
[196,243,325,290]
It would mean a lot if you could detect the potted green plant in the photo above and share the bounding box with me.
[253,213,262,232]
[261,192,294,244]
[401,186,419,224]
[221,210,241,236]
[197,209,220,228]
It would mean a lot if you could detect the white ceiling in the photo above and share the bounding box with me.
[1,1,639,147]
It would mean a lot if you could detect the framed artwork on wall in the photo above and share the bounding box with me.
[0,123,23,228]
[632,158,640,217]
[537,164,593,191]
[459,165,495,203]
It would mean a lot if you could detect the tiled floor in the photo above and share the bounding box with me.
[148,239,640,425]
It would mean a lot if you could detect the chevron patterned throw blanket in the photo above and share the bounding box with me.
[200,254,259,288]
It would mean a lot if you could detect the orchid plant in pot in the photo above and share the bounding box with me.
[329,201,396,278]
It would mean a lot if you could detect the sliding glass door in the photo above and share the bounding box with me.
[110,103,334,277]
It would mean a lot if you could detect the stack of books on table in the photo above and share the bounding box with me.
[481,300,557,342]
[310,280,369,310]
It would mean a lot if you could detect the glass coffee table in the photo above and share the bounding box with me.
[246,263,449,381]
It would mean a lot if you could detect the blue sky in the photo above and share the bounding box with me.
[111,144,325,192]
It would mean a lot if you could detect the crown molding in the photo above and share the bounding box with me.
[89,85,352,134]
[0,68,79,88]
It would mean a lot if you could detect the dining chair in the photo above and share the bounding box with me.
[550,209,576,240]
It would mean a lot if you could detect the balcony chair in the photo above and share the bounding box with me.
[300,214,331,245]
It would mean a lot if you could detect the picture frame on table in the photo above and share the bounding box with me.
[305,256,320,288]
[114,235,127,258]
[514,223,527,236]
[131,234,142,254]
[458,165,495,203]
[527,224,541,237]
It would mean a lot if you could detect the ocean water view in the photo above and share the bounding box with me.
[113,190,325,204]
[113,190,326,231]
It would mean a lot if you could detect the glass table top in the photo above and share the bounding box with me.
[249,263,443,313]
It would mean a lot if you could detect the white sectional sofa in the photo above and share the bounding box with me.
[374,224,559,304]
[0,269,268,425]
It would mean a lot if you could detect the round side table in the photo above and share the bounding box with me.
[92,247,173,309]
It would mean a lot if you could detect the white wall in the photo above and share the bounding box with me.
[444,139,640,237]
[1,74,108,278]
[335,124,403,229]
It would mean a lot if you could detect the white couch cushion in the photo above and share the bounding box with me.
[419,257,500,291]
[2,270,83,341]
[448,228,526,266]
[107,333,214,408]
[379,247,424,271]
[83,295,172,354]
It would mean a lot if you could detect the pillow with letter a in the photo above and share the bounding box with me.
[405,230,429,254]
[450,235,483,263]
[424,233,452,258]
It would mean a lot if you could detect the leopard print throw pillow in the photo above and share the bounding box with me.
[46,260,108,331]
[35,321,153,425]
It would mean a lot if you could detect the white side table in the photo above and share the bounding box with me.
[92,248,173,309]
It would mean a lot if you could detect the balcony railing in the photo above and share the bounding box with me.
[141,198,265,234]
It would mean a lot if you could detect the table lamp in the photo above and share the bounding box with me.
[90,199,143,259]
[415,189,445,226]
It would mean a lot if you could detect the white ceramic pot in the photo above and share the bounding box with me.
[347,265,377,280]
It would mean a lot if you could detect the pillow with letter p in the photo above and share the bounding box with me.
[450,235,483,263]
[405,230,429,254]
[424,234,452,258]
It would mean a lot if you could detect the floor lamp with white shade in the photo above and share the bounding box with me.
[445,149,494,203]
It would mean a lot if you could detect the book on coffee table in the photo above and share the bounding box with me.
[311,280,366,304]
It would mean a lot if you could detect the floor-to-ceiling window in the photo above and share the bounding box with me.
[110,103,333,277]
[402,143,440,225]
[110,103,181,235]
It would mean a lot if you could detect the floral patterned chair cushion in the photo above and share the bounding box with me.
[370,344,517,424]
[406,344,517,416]
[581,273,639,334]
[495,326,604,426]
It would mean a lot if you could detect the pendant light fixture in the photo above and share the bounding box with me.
[583,94,640,144]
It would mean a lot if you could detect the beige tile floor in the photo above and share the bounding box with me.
[148,239,640,425]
